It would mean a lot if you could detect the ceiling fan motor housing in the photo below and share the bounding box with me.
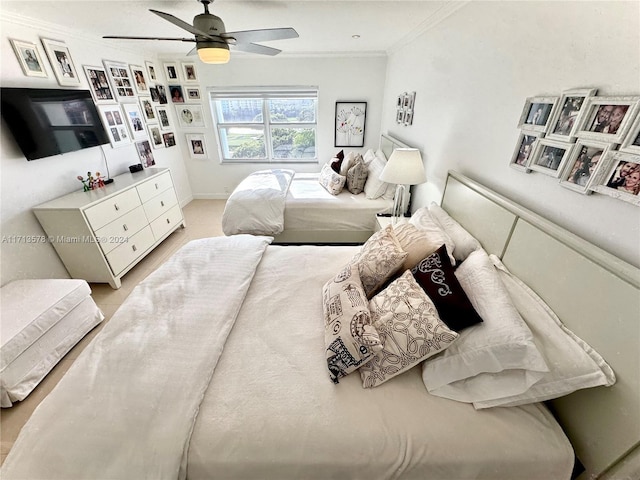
[194,13,229,47]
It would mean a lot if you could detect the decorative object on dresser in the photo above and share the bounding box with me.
[33,168,185,289]
[379,148,426,224]
[334,102,366,147]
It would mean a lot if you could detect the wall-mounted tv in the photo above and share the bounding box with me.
[1,87,109,160]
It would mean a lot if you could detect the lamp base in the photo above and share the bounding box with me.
[391,184,406,225]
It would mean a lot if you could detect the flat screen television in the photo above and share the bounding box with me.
[1,87,110,160]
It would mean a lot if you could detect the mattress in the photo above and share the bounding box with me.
[0,279,104,406]
[284,173,393,231]
[187,245,573,479]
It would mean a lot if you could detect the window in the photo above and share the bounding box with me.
[209,87,318,163]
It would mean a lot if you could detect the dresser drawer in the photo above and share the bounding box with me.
[94,205,149,254]
[137,172,173,203]
[105,226,155,275]
[143,188,178,222]
[150,204,183,240]
[84,188,141,230]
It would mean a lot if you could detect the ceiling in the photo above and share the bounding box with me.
[1,0,468,58]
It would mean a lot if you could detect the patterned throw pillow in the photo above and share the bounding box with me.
[323,264,382,384]
[360,270,459,388]
[318,163,346,195]
[392,222,443,271]
[350,225,408,298]
[346,155,368,194]
[411,244,483,332]
[340,151,356,176]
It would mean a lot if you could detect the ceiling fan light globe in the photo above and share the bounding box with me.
[197,44,230,64]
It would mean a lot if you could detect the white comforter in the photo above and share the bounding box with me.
[222,169,294,236]
[1,235,272,480]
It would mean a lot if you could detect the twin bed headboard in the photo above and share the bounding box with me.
[441,171,640,480]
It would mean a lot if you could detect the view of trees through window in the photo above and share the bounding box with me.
[212,94,317,162]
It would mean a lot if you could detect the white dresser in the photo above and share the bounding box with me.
[33,168,185,289]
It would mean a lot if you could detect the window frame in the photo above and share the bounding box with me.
[209,87,319,164]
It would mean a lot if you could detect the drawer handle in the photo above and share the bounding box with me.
[166,218,171,224]
[161,200,165,207]
[123,224,128,232]
[155,183,159,190]
[114,204,120,211]
[132,244,137,252]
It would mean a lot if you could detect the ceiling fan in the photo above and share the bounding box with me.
[103,0,299,64]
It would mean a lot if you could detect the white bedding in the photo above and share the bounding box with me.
[2,241,573,480]
[222,169,294,236]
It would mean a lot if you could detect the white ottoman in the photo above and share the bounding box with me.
[0,279,104,407]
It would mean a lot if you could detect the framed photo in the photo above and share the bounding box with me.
[181,62,198,83]
[9,39,48,78]
[148,126,165,149]
[103,59,136,101]
[40,38,81,86]
[620,112,640,155]
[129,64,149,95]
[156,85,168,105]
[162,132,177,148]
[135,140,156,168]
[403,110,413,126]
[396,109,404,124]
[509,130,544,172]
[589,151,640,206]
[517,96,559,133]
[97,104,131,148]
[558,139,612,194]
[407,91,416,110]
[576,96,640,144]
[155,106,172,130]
[145,60,158,82]
[528,138,574,177]
[335,101,367,147]
[186,133,208,159]
[139,97,157,123]
[546,88,597,142]
[122,102,147,140]
[185,87,201,102]
[164,62,179,82]
[169,85,185,103]
[83,65,115,104]
[175,104,206,128]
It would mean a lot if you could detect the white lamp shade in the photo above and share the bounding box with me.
[197,44,230,64]
[379,148,426,185]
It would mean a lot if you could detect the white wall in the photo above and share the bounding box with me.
[172,55,387,198]
[381,0,640,268]
[0,13,193,285]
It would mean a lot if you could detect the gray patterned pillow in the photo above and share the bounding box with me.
[346,155,368,194]
[350,225,408,298]
[323,264,382,384]
[319,163,346,195]
[360,270,459,388]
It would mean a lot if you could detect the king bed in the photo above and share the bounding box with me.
[2,171,638,480]
[221,134,408,244]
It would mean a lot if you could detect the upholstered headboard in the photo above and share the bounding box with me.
[440,171,640,480]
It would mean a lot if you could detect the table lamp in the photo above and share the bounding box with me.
[379,148,426,224]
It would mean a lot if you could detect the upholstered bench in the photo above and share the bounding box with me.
[1,279,104,407]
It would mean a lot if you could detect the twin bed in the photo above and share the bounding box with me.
[221,134,408,243]
[2,164,639,479]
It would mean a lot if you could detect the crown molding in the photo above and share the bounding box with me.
[386,0,471,56]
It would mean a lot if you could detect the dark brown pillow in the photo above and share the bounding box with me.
[411,244,483,332]
[330,156,343,173]
[336,149,344,161]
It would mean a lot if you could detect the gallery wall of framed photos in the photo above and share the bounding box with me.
[509,88,640,206]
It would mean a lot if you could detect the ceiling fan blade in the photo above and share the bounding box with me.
[231,42,281,56]
[149,9,216,40]
[224,28,298,45]
[103,35,196,42]
[186,47,197,56]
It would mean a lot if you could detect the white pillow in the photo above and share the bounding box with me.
[363,149,376,166]
[409,207,456,265]
[340,151,356,176]
[374,150,397,201]
[363,155,389,199]
[428,203,481,263]
[318,163,346,195]
[472,255,616,408]
[422,249,548,403]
